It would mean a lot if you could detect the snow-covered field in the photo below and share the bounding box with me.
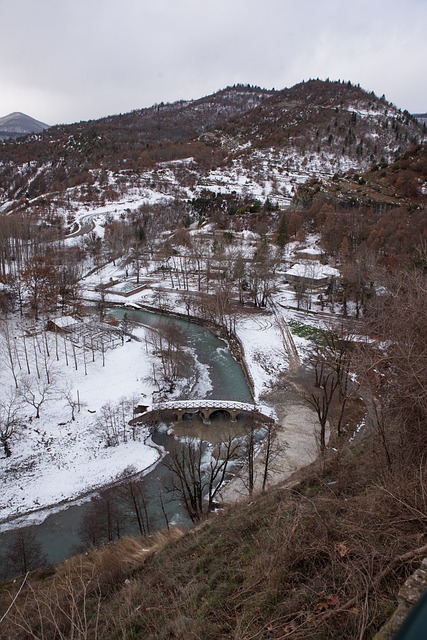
[0,323,164,530]
[234,312,290,402]
[0,291,298,532]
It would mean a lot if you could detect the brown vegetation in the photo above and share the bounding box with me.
[0,80,423,220]
[293,145,427,267]
[2,439,427,639]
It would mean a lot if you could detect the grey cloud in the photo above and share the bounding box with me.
[0,0,426,124]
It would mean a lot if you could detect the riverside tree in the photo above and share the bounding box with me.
[2,529,47,577]
[165,435,240,522]
[78,490,124,548]
[307,326,353,450]
[147,319,188,393]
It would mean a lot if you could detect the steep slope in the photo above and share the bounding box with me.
[294,142,427,212]
[208,80,423,197]
[2,424,427,640]
[290,143,427,268]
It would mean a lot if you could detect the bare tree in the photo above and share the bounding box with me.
[116,471,151,536]
[242,419,257,497]
[130,224,146,284]
[232,251,247,304]
[247,238,279,308]
[96,398,133,447]
[358,268,427,466]
[307,326,354,449]
[78,491,123,548]
[3,529,47,577]
[118,396,132,443]
[0,391,22,457]
[20,375,52,420]
[0,319,19,389]
[21,254,59,320]
[96,286,107,322]
[62,385,84,422]
[307,369,338,452]
[120,312,135,343]
[260,422,280,493]
[165,435,240,522]
[189,234,206,291]
[237,418,281,496]
[146,320,188,393]
[97,402,120,447]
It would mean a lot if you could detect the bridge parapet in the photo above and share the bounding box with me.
[150,399,274,425]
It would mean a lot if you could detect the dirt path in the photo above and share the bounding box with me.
[220,375,327,504]
[269,298,300,370]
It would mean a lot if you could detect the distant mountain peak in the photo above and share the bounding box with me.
[0,112,49,139]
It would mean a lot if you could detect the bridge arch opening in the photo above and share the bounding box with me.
[209,409,231,422]
[181,410,205,422]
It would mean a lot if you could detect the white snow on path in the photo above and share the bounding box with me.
[234,312,289,406]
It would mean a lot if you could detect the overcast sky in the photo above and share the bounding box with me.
[1,0,426,125]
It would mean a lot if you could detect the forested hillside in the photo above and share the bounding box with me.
[0,80,423,218]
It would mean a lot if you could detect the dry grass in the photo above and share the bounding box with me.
[0,528,186,640]
[2,447,426,640]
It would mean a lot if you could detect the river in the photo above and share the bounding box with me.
[0,307,254,574]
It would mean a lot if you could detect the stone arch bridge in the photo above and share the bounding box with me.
[134,399,275,426]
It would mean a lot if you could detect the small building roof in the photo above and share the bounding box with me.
[284,262,340,280]
[49,316,81,329]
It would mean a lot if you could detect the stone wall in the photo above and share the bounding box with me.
[374,558,427,639]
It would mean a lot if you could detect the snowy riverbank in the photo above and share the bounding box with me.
[1,296,304,530]
[0,323,164,530]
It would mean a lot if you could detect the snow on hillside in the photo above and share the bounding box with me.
[0,131,375,220]
[170,147,359,206]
